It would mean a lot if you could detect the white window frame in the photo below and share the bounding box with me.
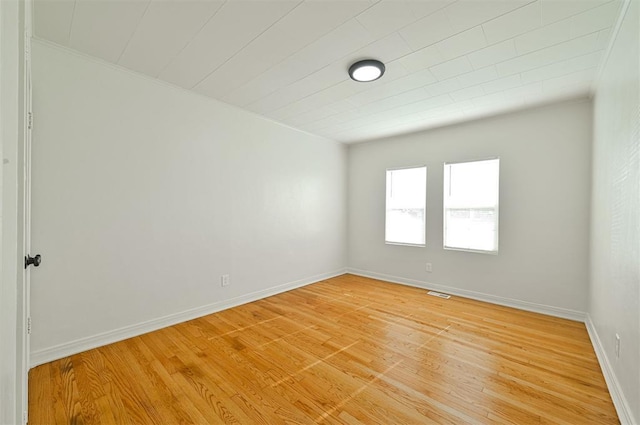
[443,158,500,254]
[385,165,427,247]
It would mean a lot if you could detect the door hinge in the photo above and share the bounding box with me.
[27,112,33,130]
[27,317,31,335]
[23,410,28,424]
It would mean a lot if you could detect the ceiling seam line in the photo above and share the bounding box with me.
[189,0,306,90]
[115,0,153,64]
[155,0,228,79]
[66,0,77,45]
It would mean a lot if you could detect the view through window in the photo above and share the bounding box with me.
[444,159,499,253]
[385,166,426,246]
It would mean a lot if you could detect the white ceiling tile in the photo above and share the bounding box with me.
[467,40,518,69]
[194,54,271,100]
[394,104,466,128]
[118,0,223,77]
[313,115,363,135]
[540,0,612,26]
[513,19,571,55]
[456,66,500,87]
[195,0,371,98]
[535,81,592,104]
[398,45,447,73]
[321,115,378,135]
[542,68,597,92]
[595,28,613,50]
[473,91,507,107]
[424,78,460,96]
[349,32,415,64]
[268,80,362,120]
[435,26,487,61]
[247,64,346,114]
[520,51,601,83]
[467,96,527,116]
[224,19,374,106]
[248,32,413,114]
[357,88,432,115]
[430,56,473,80]
[405,0,456,19]
[318,92,454,135]
[388,93,453,117]
[482,74,522,94]
[33,0,75,45]
[444,0,534,32]
[347,68,435,105]
[482,1,541,44]
[293,19,375,67]
[300,111,360,133]
[328,101,359,115]
[501,81,543,98]
[222,57,311,107]
[355,0,417,38]
[250,58,408,115]
[496,32,599,76]
[570,1,621,38]
[33,0,619,143]
[284,105,341,127]
[69,0,150,63]
[450,85,486,101]
[398,10,456,51]
[159,1,299,89]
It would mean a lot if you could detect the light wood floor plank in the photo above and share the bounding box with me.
[29,274,619,424]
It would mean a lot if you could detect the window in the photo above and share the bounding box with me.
[385,166,426,246]
[444,158,499,253]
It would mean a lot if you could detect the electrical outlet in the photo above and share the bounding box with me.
[615,333,620,358]
[221,274,230,287]
[425,263,432,272]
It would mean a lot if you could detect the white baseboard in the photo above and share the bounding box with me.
[585,316,637,425]
[346,268,587,322]
[30,268,347,368]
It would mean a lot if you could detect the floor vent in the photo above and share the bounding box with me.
[427,291,451,299]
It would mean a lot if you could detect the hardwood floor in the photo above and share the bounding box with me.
[29,274,619,424]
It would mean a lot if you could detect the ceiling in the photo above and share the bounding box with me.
[33,0,621,143]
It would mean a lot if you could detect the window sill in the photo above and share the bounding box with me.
[385,242,426,248]
[444,246,498,255]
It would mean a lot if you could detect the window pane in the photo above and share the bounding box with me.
[444,159,499,252]
[385,167,426,246]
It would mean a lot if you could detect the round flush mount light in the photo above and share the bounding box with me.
[348,59,385,82]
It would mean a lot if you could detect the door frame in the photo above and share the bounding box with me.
[0,0,31,423]
[21,0,33,421]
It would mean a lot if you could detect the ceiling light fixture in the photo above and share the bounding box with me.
[348,59,385,82]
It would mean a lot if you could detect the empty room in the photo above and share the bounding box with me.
[1,0,638,424]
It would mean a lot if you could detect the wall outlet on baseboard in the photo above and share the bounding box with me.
[425,262,432,272]
[615,333,620,358]
[221,274,230,287]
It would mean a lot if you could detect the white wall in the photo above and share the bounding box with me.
[29,40,347,363]
[590,0,639,422]
[348,100,592,317]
